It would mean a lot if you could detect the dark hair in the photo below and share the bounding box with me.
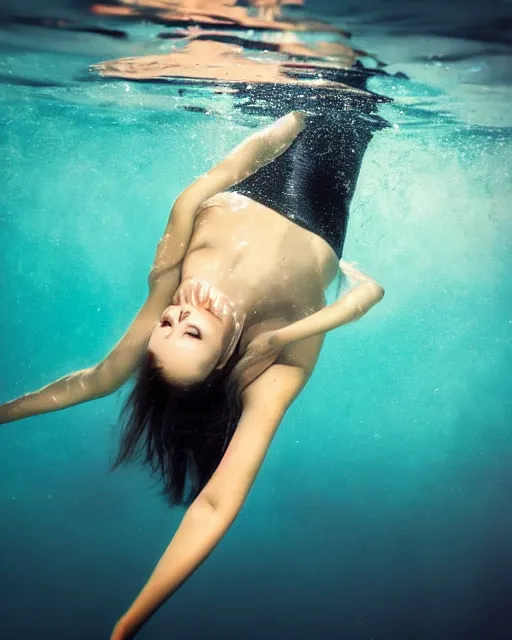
[110,347,242,508]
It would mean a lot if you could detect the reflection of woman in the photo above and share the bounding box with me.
[0,112,384,639]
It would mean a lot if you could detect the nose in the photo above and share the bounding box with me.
[163,306,192,325]
[178,308,191,323]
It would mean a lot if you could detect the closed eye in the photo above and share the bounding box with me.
[159,319,201,338]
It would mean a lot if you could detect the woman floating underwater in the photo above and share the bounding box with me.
[0,111,384,639]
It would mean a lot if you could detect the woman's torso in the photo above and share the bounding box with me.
[180,192,339,353]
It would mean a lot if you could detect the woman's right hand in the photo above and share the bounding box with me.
[0,400,20,425]
[0,403,10,425]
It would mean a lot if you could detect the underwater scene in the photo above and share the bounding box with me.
[0,0,511,638]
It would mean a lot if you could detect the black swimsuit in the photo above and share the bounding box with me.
[228,110,386,258]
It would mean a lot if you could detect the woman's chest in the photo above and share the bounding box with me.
[186,203,337,294]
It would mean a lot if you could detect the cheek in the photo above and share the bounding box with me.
[208,347,223,368]
[192,342,222,373]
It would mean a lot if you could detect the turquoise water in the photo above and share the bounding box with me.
[1,2,511,639]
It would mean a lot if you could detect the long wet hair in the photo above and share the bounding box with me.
[110,345,243,508]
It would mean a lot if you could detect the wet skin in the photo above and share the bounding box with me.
[148,191,339,385]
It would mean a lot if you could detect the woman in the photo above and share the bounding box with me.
[0,111,384,639]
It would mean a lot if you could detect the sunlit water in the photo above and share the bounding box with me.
[0,1,511,639]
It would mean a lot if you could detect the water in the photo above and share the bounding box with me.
[1,1,511,639]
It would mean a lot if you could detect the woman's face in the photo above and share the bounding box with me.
[147,304,229,386]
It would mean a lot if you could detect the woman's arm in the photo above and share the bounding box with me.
[0,282,171,425]
[110,363,307,640]
[246,261,384,361]
[151,110,306,276]
[0,367,105,426]
[0,113,305,424]
[0,113,305,426]
[275,260,384,347]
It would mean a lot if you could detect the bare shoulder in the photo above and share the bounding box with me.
[241,361,308,413]
[275,333,325,380]
[241,333,324,411]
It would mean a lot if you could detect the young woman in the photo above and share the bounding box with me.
[0,111,384,639]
